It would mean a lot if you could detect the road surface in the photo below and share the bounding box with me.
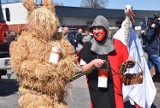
[0,74,160,108]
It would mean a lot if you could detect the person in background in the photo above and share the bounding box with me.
[8,31,17,44]
[62,26,76,50]
[3,30,9,43]
[75,28,83,42]
[75,28,83,52]
[145,17,160,78]
[3,30,16,44]
[79,15,128,108]
[109,31,113,40]
[82,27,92,44]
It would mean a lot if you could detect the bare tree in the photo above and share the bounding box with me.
[55,1,64,6]
[80,0,109,8]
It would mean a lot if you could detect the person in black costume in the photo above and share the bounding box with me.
[79,15,128,108]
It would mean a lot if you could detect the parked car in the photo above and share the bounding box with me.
[0,43,10,79]
[0,57,10,70]
[0,57,11,79]
[69,28,78,37]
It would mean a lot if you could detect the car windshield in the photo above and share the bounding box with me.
[69,28,78,36]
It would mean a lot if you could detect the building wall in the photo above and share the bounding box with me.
[60,17,94,26]
[1,3,147,33]
[60,17,125,29]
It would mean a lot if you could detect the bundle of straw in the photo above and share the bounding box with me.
[19,87,68,108]
[10,0,78,107]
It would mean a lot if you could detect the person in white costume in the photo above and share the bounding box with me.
[114,20,156,108]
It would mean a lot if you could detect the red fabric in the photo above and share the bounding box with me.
[108,39,129,108]
[90,100,93,108]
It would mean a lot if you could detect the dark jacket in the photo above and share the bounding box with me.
[67,33,76,49]
[75,33,83,46]
[145,27,160,55]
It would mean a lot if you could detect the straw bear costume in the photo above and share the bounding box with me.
[10,0,77,107]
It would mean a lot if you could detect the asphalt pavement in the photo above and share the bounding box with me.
[0,73,160,108]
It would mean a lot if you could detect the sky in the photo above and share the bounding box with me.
[53,0,160,11]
